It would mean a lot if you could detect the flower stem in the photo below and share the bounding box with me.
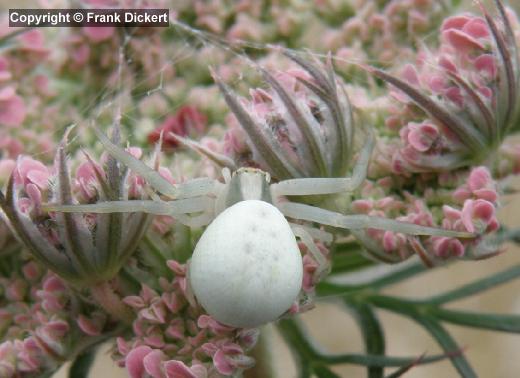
[90,281,134,324]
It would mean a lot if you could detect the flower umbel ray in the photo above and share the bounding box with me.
[213,51,356,180]
[368,0,520,170]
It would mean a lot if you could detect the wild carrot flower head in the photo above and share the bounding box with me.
[372,1,520,172]
[0,257,108,376]
[0,129,154,285]
[216,52,356,180]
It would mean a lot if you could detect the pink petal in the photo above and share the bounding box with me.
[462,17,489,39]
[83,26,115,42]
[433,237,465,258]
[125,345,152,378]
[438,56,457,73]
[442,205,462,221]
[27,170,50,189]
[213,349,234,375]
[443,29,485,51]
[441,15,471,31]
[77,315,102,336]
[123,295,146,309]
[428,75,446,94]
[408,123,439,152]
[400,64,420,86]
[471,199,495,224]
[164,360,197,378]
[143,350,166,378]
[474,54,497,79]
[468,166,492,191]
[383,231,397,252]
[461,201,476,233]
[444,86,464,108]
[126,147,143,160]
[477,86,493,99]
[0,95,26,127]
[473,188,497,202]
[351,200,373,213]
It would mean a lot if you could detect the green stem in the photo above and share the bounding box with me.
[90,281,134,324]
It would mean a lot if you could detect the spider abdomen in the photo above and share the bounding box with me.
[189,200,303,328]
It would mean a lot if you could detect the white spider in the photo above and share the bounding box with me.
[47,127,472,328]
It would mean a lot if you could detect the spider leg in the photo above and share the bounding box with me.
[291,225,331,282]
[279,202,474,238]
[44,197,215,227]
[288,222,333,244]
[92,126,216,199]
[271,129,374,197]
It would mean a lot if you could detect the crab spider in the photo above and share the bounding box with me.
[46,127,473,327]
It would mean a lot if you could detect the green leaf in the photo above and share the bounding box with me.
[426,265,520,304]
[330,246,374,274]
[278,318,453,368]
[431,308,520,333]
[365,263,426,290]
[346,302,385,378]
[384,356,423,378]
[414,317,477,378]
[313,365,341,378]
[69,347,98,378]
[320,351,451,367]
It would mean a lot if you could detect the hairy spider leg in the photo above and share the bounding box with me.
[44,196,216,228]
[92,126,217,199]
[278,202,475,238]
[270,129,374,197]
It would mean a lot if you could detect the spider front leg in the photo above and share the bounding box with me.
[279,202,474,238]
[44,196,216,228]
[270,129,374,197]
[92,126,216,199]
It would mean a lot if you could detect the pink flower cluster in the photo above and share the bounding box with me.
[223,68,313,163]
[352,166,499,265]
[384,8,519,173]
[0,261,102,376]
[0,57,26,129]
[117,261,258,378]
[340,0,445,63]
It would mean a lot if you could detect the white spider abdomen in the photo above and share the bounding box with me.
[189,199,303,328]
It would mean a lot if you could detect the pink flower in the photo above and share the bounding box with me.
[148,106,207,151]
[74,160,105,201]
[126,345,153,378]
[453,166,497,203]
[163,360,206,378]
[371,3,520,172]
[13,157,50,189]
[83,26,115,42]
[207,342,255,375]
[431,237,465,258]
[0,86,26,127]
[461,199,498,233]
[406,122,440,152]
